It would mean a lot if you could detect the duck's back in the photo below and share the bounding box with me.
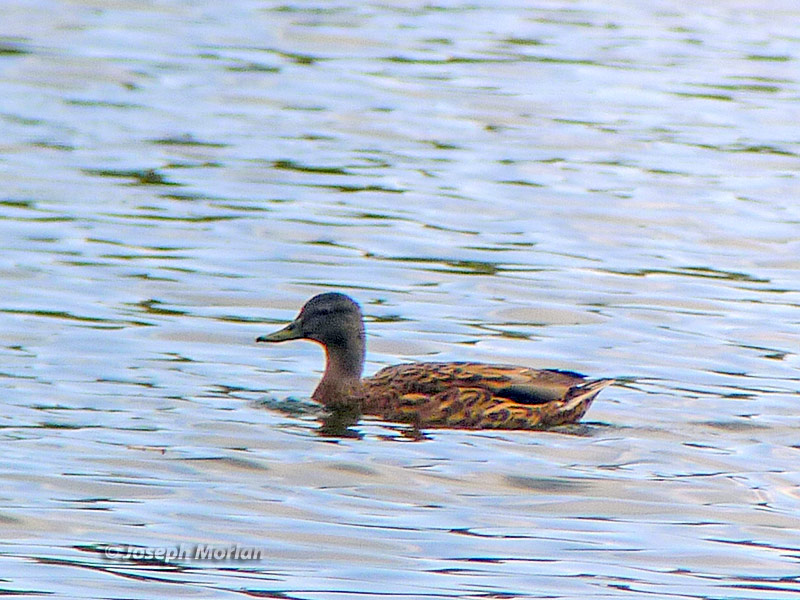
[361,362,612,429]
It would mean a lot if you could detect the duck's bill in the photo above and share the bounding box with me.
[256,320,302,343]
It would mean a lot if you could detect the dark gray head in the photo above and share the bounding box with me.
[256,293,366,377]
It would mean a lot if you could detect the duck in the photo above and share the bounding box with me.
[256,292,613,430]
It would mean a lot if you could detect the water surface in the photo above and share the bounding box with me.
[1,1,799,598]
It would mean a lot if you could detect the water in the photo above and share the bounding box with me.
[1,1,799,598]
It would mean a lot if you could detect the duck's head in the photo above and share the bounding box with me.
[257,293,366,380]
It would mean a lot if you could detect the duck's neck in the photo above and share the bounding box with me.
[312,341,366,408]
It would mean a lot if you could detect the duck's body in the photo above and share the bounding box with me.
[257,293,612,430]
[362,362,611,429]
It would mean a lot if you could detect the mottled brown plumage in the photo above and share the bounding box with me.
[257,293,613,430]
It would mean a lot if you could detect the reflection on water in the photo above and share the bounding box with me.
[1,0,799,598]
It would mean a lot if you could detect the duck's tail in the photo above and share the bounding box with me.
[553,378,615,425]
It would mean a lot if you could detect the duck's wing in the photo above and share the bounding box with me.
[365,362,585,399]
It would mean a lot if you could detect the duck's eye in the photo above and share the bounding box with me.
[308,305,353,320]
